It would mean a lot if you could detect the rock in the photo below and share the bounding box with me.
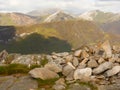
[74,68,92,80]
[106,66,120,77]
[98,58,105,64]
[46,55,53,61]
[109,58,116,63]
[53,84,65,90]
[0,76,38,90]
[52,52,69,57]
[45,62,62,73]
[65,55,73,62]
[55,78,66,86]
[87,59,98,68]
[77,64,86,69]
[81,50,89,58]
[52,55,58,59]
[68,83,91,90]
[93,62,113,74]
[29,68,59,80]
[80,58,89,66]
[0,50,8,64]
[74,50,82,57]
[101,40,112,58]
[72,57,79,67]
[116,58,120,63]
[66,70,74,81]
[53,57,65,65]
[62,63,75,76]
[11,55,41,66]
[67,62,76,69]
[53,78,66,90]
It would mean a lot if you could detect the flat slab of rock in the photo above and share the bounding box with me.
[101,40,112,58]
[45,62,62,73]
[62,62,75,76]
[93,62,113,74]
[29,68,59,80]
[106,66,120,77]
[74,68,92,80]
[11,55,41,66]
[74,50,82,57]
[0,76,38,90]
[87,59,98,68]
[72,57,79,67]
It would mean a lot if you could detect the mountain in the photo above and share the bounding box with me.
[0,20,120,54]
[101,20,120,34]
[78,10,120,35]
[44,11,75,23]
[0,12,36,25]
[79,10,115,23]
[108,13,120,22]
[14,20,114,49]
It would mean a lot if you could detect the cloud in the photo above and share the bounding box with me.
[0,0,120,13]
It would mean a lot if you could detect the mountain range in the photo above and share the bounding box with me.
[0,9,120,53]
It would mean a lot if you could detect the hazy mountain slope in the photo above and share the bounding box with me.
[0,13,36,25]
[101,20,120,34]
[79,10,115,23]
[78,10,120,37]
[108,13,120,22]
[44,11,75,23]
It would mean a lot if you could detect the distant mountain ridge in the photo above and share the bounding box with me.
[79,10,115,23]
[0,12,36,25]
[0,9,120,36]
[44,10,75,23]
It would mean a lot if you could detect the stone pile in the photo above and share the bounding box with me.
[0,40,120,90]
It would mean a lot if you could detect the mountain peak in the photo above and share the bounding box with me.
[79,10,114,22]
[44,10,74,23]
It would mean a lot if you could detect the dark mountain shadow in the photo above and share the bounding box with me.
[1,33,71,54]
[0,26,16,43]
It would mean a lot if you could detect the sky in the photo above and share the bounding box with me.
[0,0,120,14]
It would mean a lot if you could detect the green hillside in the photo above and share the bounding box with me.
[0,20,119,54]
[15,20,106,48]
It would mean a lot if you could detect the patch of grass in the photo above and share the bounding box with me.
[0,64,29,75]
[40,57,48,66]
[35,78,58,89]
[30,64,41,69]
[0,66,8,75]
[0,64,43,75]
[77,81,98,90]
[7,64,29,74]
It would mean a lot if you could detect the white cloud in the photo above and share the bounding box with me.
[0,0,120,13]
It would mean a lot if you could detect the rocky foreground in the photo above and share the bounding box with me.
[0,40,120,90]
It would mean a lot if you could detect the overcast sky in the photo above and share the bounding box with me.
[0,0,120,13]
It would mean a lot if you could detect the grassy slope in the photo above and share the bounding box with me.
[93,13,114,23]
[15,20,107,48]
[0,20,119,54]
[15,20,106,48]
[40,20,105,48]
